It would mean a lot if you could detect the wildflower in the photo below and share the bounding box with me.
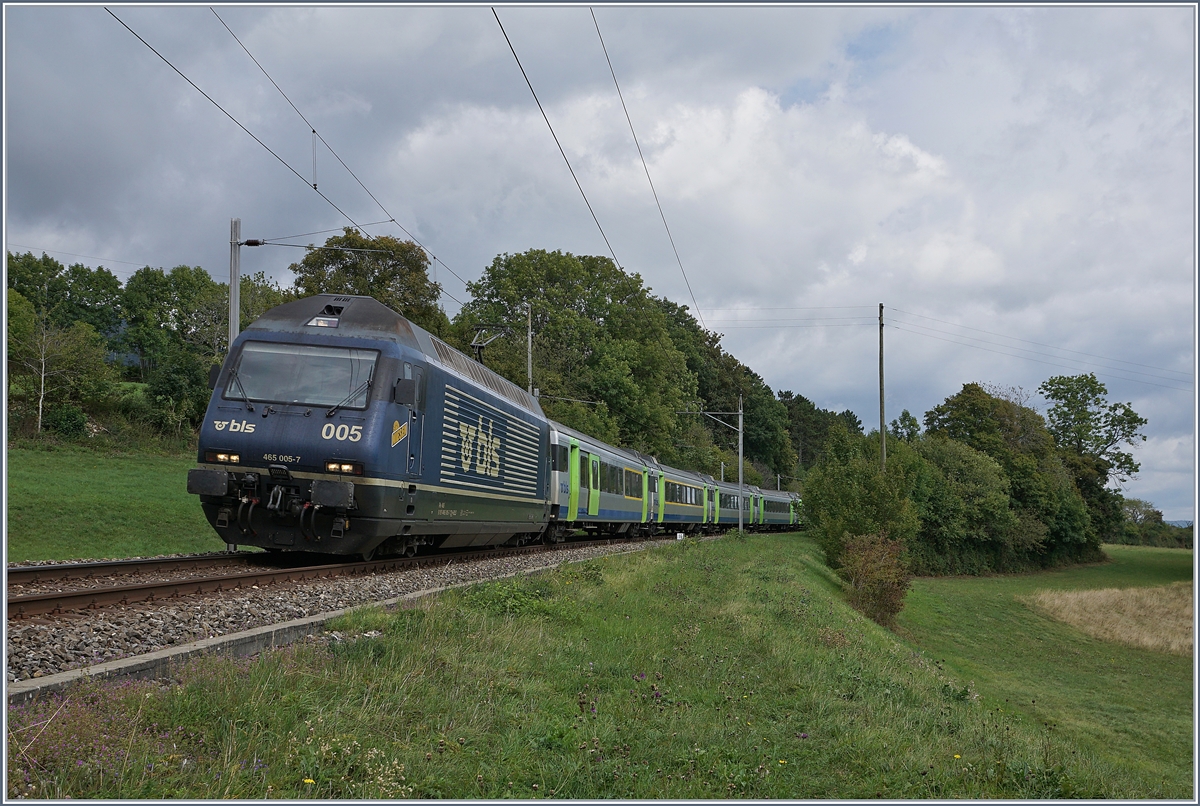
[303,778,315,785]
[779,760,787,765]
[798,733,808,739]
[954,754,961,759]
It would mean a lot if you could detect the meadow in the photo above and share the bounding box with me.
[898,543,1193,794]
[5,446,220,561]
[6,534,1193,799]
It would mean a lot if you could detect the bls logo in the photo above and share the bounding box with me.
[458,415,500,477]
[213,419,256,433]
[390,420,408,447]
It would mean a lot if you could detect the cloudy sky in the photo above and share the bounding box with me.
[4,4,1195,518]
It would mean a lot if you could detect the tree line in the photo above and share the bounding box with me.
[8,232,1180,565]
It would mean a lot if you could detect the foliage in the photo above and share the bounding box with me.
[777,390,862,471]
[1115,499,1193,548]
[7,312,115,434]
[889,409,921,441]
[838,532,911,627]
[1037,374,1148,543]
[289,229,449,335]
[44,404,88,438]
[456,250,697,462]
[906,436,1021,575]
[801,423,919,567]
[453,250,794,478]
[6,251,69,318]
[1038,373,1147,484]
[924,383,1099,565]
[659,297,793,475]
[147,346,213,433]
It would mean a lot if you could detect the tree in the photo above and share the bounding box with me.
[889,409,921,441]
[6,251,67,316]
[907,436,1020,573]
[1038,373,1147,484]
[457,249,697,460]
[8,311,114,433]
[802,422,919,567]
[240,270,297,329]
[57,263,123,340]
[119,266,175,378]
[290,229,447,334]
[1037,374,1147,544]
[925,382,1097,562]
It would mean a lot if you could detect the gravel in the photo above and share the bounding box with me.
[6,541,655,684]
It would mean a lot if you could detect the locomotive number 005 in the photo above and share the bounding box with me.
[322,423,363,442]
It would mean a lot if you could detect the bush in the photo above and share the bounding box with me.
[44,404,87,438]
[839,533,911,627]
[802,423,919,567]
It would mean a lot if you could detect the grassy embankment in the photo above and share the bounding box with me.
[7,533,1193,799]
[5,446,219,561]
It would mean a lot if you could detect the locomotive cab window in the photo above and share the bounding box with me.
[227,342,378,409]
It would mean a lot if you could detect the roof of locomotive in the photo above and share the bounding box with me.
[245,294,543,415]
[243,294,424,349]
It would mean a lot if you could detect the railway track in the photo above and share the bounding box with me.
[6,536,659,619]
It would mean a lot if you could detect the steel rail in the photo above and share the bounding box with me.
[6,534,663,619]
[6,554,263,587]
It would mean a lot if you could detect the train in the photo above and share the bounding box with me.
[186,294,801,558]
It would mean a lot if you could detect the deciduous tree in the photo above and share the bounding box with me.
[289,229,447,334]
[1038,373,1147,484]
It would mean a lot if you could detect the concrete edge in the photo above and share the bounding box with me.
[6,544,654,706]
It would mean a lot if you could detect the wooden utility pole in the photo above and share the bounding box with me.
[879,302,886,472]
[738,395,744,533]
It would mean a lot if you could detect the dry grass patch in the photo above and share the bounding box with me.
[1025,582,1193,655]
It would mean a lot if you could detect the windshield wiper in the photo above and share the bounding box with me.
[326,378,372,418]
[227,367,255,412]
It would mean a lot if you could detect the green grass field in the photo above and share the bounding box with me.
[5,446,221,561]
[897,545,1193,794]
[7,534,1193,799]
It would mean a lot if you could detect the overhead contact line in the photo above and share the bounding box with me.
[492,7,623,270]
[590,8,705,329]
[888,323,1191,392]
[891,308,1193,380]
[208,8,470,306]
[105,7,368,236]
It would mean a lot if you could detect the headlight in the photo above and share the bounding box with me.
[326,460,363,475]
[206,451,240,464]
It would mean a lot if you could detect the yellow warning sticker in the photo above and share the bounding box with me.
[391,420,408,447]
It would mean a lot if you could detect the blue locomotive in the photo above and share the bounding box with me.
[187,294,800,558]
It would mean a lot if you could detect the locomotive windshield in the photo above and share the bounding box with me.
[226,342,378,409]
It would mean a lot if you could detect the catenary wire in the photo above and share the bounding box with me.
[712,323,875,330]
[889,317,1190,385]
[590,7,704,329]
[209,8,471,299]
[889,324,1191,392]
[105,8,367,235]
[892,307,1191,378]
[706,315,878,323]
[704,305,877,312]
[261,220,394,243]
[492,7,622,269]
[5,243,147,269]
